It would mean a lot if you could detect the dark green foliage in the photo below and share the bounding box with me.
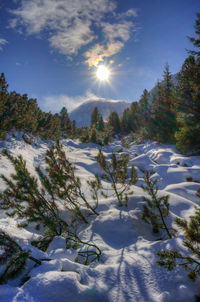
[96,113,104,131]
[87,175,103,210]
[188,13,200,57]
[0,73,9,138]
[91,107,99,127]
[37,140,99,221]
[59,107,71,137]
[0,143,102,269]
[38,112,61,140]
[0,73,75,141]
[65,231,101,265]
[120,101,146,138]
[96,149,138,206]
[0,230,41,284]
[157,203,200,281]
[108,111,121,134]
[0,149,67,236]
[141,171,174,238]
[150,64,177,143]
[174,56,200,153]
[90,128,97,143]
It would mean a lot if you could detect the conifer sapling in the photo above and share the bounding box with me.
[96,149,138,207]
[141,171,174,239]
[157,197,200,281]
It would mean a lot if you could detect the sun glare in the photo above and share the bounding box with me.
[96,65,110,81]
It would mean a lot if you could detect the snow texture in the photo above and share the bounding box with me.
[0,133,200,302]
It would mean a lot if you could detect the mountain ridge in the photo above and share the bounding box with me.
[69,98,131,127]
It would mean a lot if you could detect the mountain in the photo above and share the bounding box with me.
[69,99,131,127]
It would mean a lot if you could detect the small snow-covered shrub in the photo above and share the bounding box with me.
[141,171,174,239]
[0,230,41,284]
[0,142,102,268]
[157,203,200,280]
[96,149,138,207]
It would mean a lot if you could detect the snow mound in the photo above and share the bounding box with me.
[0,136,200,302]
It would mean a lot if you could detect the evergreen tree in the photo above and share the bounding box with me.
[0,230,41,284]
[96,150,138,207]
[174,56,200,153]
[0,73,8,138]
[188,13,200,57]
[157,202,200,280]
[0,149,67,237]
[59,107,71,137]
[90,128,97,143]
[0,145,101,264]
[139,89,149,118]
[37,140,99,220]
[141,171,174,239]
[108,111,121,134]
[91,107,99,127]
[96,113,104,131]
[150,64,176,143]
[87,175,103,210]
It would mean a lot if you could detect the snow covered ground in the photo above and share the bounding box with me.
[0,133,200,302]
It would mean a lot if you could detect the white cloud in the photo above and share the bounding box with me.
[101,21,134,42]
[49,19,95,56]
[0,38,8,51]
[9,0,136,59]
[41,91,101,113]
[9,0,116,56]
[118,9,137,19]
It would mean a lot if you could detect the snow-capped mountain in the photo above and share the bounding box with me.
[69,99,131,127]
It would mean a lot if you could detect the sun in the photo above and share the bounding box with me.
[96,65,110,81]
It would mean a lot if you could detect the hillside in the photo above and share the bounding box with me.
[69,99,131,127]
[0,133,200,301]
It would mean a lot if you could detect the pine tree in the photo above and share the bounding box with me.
[37,140,99,221]
[108,111,121,134]
[96,113,104,131]
[141,171,174,238]
[96,150,138,206]
[0,73,9,138]
[59,107,71,137]
[90,128,97,143]
[87,175,103,210]
[174,55,200,153]
[157,202,200,280]
[188,13,200,57]
[0,230,41,284]
[150,64,177,143]
[0,146,102,264]
[91,107,99,127]
[0,149,68,237]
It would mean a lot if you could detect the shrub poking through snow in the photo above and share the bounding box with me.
[141,171,174,239]
[96,149,138,207]
[0,146,102,265]
[87,175,103,210]
[65,231,102,265]
[0,230,41,284]
[36,140,99,222]
[0,148,68,236]
[157,205,200,280]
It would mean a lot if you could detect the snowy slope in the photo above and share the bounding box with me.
[69,99,130,127]
[0,133,200,302]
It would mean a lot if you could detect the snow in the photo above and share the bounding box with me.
[0,134,200,301]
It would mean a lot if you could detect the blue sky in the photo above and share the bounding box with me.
[0,0,199,113]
